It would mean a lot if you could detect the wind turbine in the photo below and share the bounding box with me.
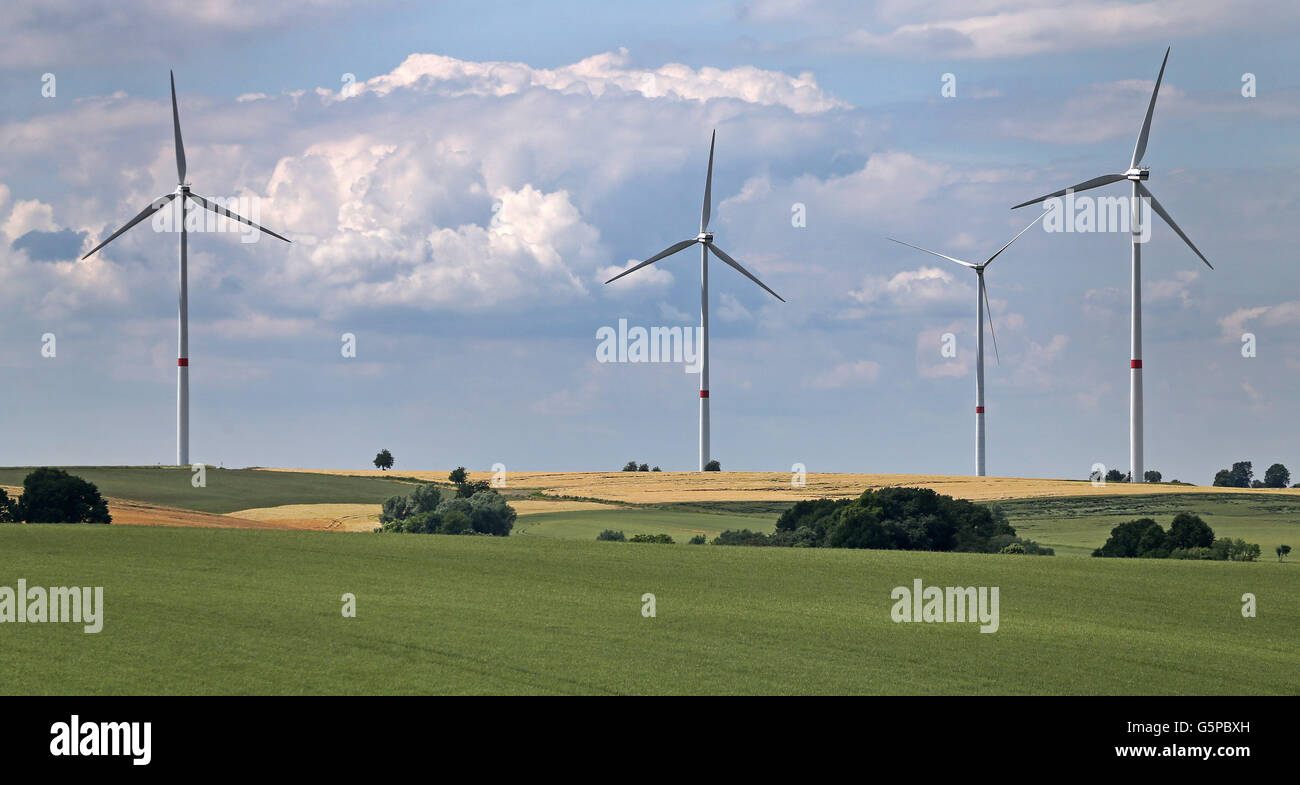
[1011,47,1212,484]
[888,212,1045,476]
[82,71,290,466]
[604,131,784,471]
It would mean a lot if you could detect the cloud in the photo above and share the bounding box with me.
[718,292,752,321]
[343,48,849,115]
[0,0,386,69]
[791,1,1298,60]
[1218,301,1300,342]
[806,359,881,389]
[916,320,969,379]
[851,266,965,309]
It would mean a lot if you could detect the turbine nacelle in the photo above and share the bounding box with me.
[1125,167,1150,181]
[696,232,714,243]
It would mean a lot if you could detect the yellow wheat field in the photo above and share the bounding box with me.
[260,469,1298,505]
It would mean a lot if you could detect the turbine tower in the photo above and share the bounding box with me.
[82,71,290,466]
[605,131,784,471]
[1011,48,1212,483]
[888,212,1044,476]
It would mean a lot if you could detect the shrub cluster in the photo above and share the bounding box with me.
[712,488,1052,554]
[380,482,515,536]
[1092,513,1259,560]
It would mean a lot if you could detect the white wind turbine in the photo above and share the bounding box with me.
[605,130,784,471]
[1011,48,1212,483]
[82,71,290,466]
[888,212,1045,476]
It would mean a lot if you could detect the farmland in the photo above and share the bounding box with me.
[1,523,1295,695]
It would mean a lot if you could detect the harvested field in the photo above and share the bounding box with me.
[258,469,1298,505]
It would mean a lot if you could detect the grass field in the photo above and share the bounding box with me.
[514,509,776,541]
[997,494,1300,557]
[0,466,417,514]
[1,524,1295,695]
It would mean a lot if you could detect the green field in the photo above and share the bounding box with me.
[515,508,777,541]
[996,494,1300,557]
[1,524,1295,695]
[0,466,417,514]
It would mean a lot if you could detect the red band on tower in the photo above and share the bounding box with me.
[699,390,709,398]
[975,406,984,414]
[1131,359,1142,369]
[178,358,189,367]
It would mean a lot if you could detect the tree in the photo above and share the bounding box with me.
[1263,463,1291,489]
[651,466,661,472]
[622,461,639,472]
[1144,470,1162,483]
[1167,513,1214,550]
[455,479,492,498]
[13,468,111,524]
[1105,469,1126,483]
[0,488,16,522]
[638,463,650,472]
[373,449,394,471]
[1213,461,1253,488]
[1276,544,1292,562]
[448,467,468,485]
[1251,480,1265,488]
[596,529,626,541]
[1094,519,1159,558]
[704,460,721,472]
[408,483,444,515]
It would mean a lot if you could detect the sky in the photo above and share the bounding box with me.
[1,0,1298,482]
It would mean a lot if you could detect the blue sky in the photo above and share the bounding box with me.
[1,0,1298,482]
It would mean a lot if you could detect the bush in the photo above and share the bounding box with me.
[454,479,492,498]
[629,533,675,544]
[13,468,111,524]
[651,466,661,472]
[730,487,1024,554]
[703,460,721,472]
[1167,513,1214,550]
[380,482,514,536]
[1170,547,1213,560]
[999,542,1026,554]
[1093,518,1159,558]
[441,510,473,535]
[596,529,626,542]
[0,488,16,523]
[379,494,410,524]
[687,534,706,545]
[408,483,444,514]
[1212,538,1261,562]
[712,529,771,546]
[622,461,639,472]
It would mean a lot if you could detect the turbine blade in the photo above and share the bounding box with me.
[701,130,715,233]
[604,239,697,284]
[885,237,975,268]
[1132,47,1170,169]
[81,193,178,259]
[707,243,785,302]
[984,210,1047,267]
[982,277,1000,366]
[1136,182,1212,270]
[1011,173,1127,209]
[189,193,292,244]
[171,70,186,184]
